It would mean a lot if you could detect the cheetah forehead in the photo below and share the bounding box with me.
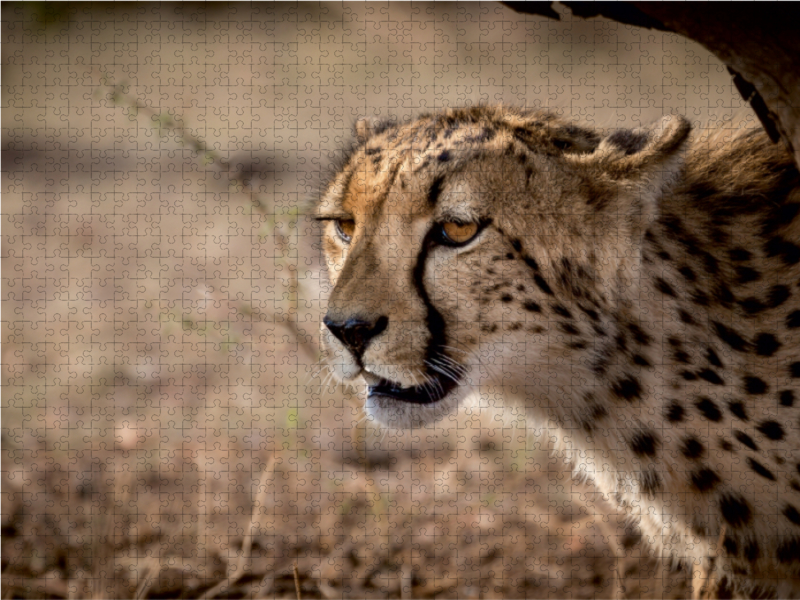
[319,106,602,220]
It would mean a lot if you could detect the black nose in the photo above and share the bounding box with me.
[324,315,388,359]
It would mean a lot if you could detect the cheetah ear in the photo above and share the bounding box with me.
[574,116,691,291]
[354,116,396,144]
[588,115,692,182]
[570,115,692,221]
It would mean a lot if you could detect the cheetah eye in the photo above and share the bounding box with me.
[437,221,480,246]
[334,219,355,243]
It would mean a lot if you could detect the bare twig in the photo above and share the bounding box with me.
[293,562,302,600]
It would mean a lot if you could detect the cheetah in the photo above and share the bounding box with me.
[315,105,800,598]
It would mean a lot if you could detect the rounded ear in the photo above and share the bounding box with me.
[567,116,692,294]
[586,115,692,179]
[354,116,396,144]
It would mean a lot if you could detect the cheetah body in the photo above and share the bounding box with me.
[317,106,800,597]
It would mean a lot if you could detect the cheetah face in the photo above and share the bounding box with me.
[317,107,690,428]
[317,168,486,427]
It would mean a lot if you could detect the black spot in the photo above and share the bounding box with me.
[706,348,723,368]
[680,436,704,460]
[728,400,749,422]
[615,334,628,352]
[723,536,739,557]
[734,430,759,451]
[719,493,753,528]
[673,350,691,364]
[678,309,696,325]
[735,265,761,284]
[747,457,775,481]
[777,538,800,563]
[627,323,652,346]
[632,354,651,367]
[757,420,785,441]
[657,250,672,261]
[523,300,541,313]
[533,274,553,295]
[552,304,572,319]
[788,310,800,328]
[437,150,451,162]
[580,398,609,431]
[739,297,767,315]
[690,467,721,493]
[786,504,800,526]
[501,294,513,303]
[768,284,791,308]
[698,369,724,385]
[558,323,580,335]
[665,400,684,423]
[780,390,795,407]
[696,283,719,308]
[729,248,752,261]
[713,321,749,352]
[639,468,661,496]
[580,307,599,322]
[703,252,720,274]
[654,278,676,297]
[765,236,800,265]
[629,431,660,457]
[695,397,722,422]
[763,203,800,237]
[754,333,781,357]
[744,376,768,395]
[523,256,540,271]
[790,362,800,378]
[744,541,760,562]
[678,266,696,281]
[612,376,642,402]
[713,284,734,307]
[719,438,735,452]
[681,370,698,381]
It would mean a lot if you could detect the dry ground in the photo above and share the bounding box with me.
[3,3,748,598]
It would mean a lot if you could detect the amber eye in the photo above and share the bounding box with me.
[334,219,355,243]
[439,221,480,246]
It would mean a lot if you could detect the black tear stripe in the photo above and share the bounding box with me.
[412,228,465,387]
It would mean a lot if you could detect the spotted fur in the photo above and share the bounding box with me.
[317,105,800,597]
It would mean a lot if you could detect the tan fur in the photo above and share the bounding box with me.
[317,106,800,598]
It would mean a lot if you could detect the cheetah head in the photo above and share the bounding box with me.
[317,106,690,428]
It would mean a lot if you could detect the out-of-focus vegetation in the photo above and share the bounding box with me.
[2,2,751,597]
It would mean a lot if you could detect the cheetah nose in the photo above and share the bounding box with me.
[323,315,389,359]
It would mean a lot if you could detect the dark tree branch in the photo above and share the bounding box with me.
[502,2,800,169]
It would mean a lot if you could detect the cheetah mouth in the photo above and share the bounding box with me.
[364,369,462,405]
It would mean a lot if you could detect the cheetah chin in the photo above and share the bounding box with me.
[360,366,471,428]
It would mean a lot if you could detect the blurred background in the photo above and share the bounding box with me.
[2,3,755,598]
